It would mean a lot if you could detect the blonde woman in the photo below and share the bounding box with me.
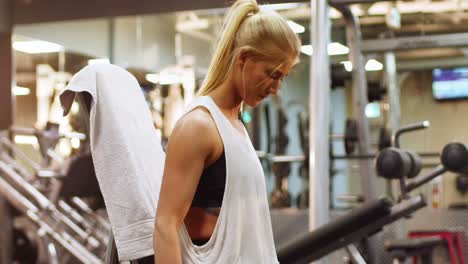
[150,0,301,263]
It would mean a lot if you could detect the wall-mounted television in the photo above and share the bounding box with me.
[432,67,468,100]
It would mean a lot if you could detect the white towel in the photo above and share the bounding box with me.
[60,64,164,261]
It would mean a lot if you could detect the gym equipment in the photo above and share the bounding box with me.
[344,118,358,155]
[385,237,446,264]
[328,118,359,155]
[329,118,392,155]
[376,148,422,180]
[376,144,468,200]
[277,135,468,263]
[0,126,110,263]
[277,195,426,263]
[296,111,309,209]
[270,97,292,208]
[441,143,468,174]
[409,230,466,264]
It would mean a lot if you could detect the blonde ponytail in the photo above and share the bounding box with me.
[198,0,260,96]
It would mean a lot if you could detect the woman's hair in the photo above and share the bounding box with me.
[197,0,301,96]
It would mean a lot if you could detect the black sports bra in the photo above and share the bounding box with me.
[191,151,226,208]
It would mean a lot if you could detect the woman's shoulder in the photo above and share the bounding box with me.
[171,107,218,142]
[167,107,221,159]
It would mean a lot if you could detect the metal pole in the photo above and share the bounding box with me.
[0,0,14,263]
[333,5,376,202]
[385,52,400,133]
[0,0,13,130]
[310,0,330,263]
[108,17,115,64]
[332,5,379,263]
[384,52,401,202]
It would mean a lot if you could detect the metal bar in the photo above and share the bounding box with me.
[310,0,331,249]
[27,211,102,264]
[10,126,86,140]
[337,194,365,203]
[0,167,101,263]
[270,155,305,163]
[329,134,346,140]
[0,160,50,208]
[332,152,440,160]
[393,121,430,148]
[259,152,440,161]
[362,32,468,53]
[58,200,109,244]
[0,161,100,247]
[0,176,39,214]
[71,197,111,233]
[0,136,43,172]
[0,151,35,181]
[405,165,447,193]
[345,244,367,264]
[0,178,99,263]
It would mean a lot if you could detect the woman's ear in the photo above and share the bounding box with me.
[237,50,248,67]
[237,49,255,67]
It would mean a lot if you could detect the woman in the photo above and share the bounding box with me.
[152,0,301,263]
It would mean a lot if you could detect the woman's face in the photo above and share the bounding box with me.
[237,57,293,107]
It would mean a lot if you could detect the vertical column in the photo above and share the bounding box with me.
[384,52,400,200]
[0,1,14,263]
[384,52,407,241]
[340,7,379,263]
[0,0,12,130]
[108,17,115,64]
[339,6,376,201]
[309,0,330,259]
[385,52,400,133]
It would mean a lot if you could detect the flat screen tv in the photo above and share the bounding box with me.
[432,67,468,100]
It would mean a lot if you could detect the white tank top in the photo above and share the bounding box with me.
[178,96,279,264]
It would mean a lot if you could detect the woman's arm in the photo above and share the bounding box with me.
[154,109,218,264]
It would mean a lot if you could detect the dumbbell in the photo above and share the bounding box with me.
[376,148,422,180]
[376,143,468,199]
[441,143,468,195]
[441,143,468,174]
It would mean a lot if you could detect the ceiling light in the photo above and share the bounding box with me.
[88,58,110,65]
[287,20,305,34]
[13,40,63,54]
[365,59,384,71]
[146,74,160,84]
[328,42,350,55]
[301,45,313,56]
[12,86,30,96]
[159,74,182,85]
[341,61,353,72]
[14,135,38,145]
[301,43,350,56]
[340,59,383,72]
[329,8,342,19]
